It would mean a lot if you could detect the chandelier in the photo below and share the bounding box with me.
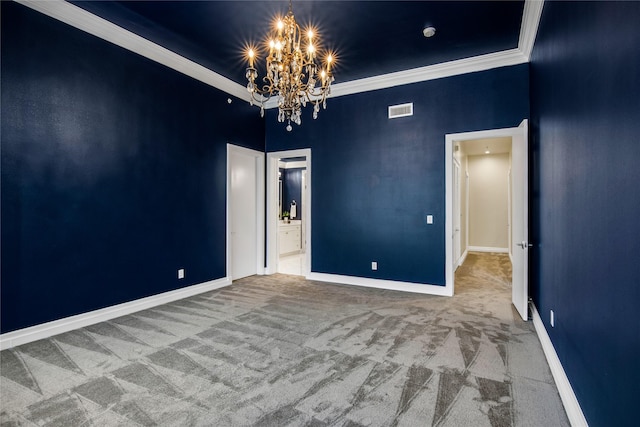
[245,0,334,131]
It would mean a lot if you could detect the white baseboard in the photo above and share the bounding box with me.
[0,276,232,350]
[306,272,452,297]
[468,246,509,253]
[456,249,469,269]
[531,303,589,427]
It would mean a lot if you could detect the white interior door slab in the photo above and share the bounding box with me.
[511,119,529,320]
[230,148,258,280]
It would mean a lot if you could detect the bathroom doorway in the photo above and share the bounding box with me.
[266,149,311,277]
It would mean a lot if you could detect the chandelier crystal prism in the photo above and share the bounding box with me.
[245,0,334,131]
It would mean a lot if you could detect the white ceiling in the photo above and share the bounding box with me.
[458,137,512,156]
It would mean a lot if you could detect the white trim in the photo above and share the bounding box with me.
[446,125,528,297]
[468,246,509,254]
[16,0,250,102]
[266,149,311,276]
[0,276,231,350]
[227,144,266,278]
[519,0,546,60]
[531,303,589,427]
[307,273,452,297]
[457,249,469,269]
[280,161,307,169]
[330,49,527,100]
[18,0,543,104]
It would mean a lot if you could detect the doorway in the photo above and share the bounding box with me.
[227,144,265,280]
[445,120,529,320]
[266,148,312,276]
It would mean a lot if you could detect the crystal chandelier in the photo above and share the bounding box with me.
[245,0,335,131]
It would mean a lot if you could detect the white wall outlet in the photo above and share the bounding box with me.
[426,215,434,224]
[178,269,185,279]
[371,262,378,271]
[550,309,555,327]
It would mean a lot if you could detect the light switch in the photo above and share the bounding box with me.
[426,215,433,224]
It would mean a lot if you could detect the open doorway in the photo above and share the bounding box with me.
[445,121,529,320]
[266,149,311,277]
[455,136,513,266]
[277,156,307,275]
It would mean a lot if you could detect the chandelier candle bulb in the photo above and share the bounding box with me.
[248,49,254,68]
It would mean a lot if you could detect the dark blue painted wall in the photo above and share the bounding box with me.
[0,3,264,333]
[267,65,529,284]
[530,2,640,425]
[283,168,303,219]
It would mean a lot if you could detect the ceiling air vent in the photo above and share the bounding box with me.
[388,103,413,119]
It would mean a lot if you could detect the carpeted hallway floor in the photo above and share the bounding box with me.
[0,253,569,426]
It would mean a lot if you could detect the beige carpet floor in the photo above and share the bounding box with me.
[0,252,569,426]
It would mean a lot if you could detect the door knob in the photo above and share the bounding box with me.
[519,241,533,249]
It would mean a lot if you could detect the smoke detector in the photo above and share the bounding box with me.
[423,26,436,38]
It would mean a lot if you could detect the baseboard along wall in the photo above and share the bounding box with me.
[530,302,589,427]
[468,246,509,253]
[307,272,453,297]
[1,270,588,427]
[0,276,232,350]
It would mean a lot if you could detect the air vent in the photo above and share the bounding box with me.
[388,103,413,119]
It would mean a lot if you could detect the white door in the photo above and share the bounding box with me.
[301,169,307,252]
[230,148,258,280]
[453,158,462,267]
[511,120,529,320]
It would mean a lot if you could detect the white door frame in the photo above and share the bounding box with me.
[453,157,462,268]
[227,144,265,280]
[445,121,529,318]
[266,148,311,276]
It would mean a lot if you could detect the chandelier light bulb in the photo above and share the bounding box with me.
[248,49,255,67]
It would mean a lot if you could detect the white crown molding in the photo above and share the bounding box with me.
[18,0,543,106]
[531,303,589,427]
[16,0,251,102]
[519,0,546,60]
[331,48,528,99]
[0,276,232,350]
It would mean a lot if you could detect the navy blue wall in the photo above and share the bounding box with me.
[282,168,303,219]
[267,65,529,284]
[530,2,640,425]
[0,3,264,333]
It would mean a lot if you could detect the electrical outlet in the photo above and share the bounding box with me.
[550,309,555,327]
[178,269,185,279]
[371,261,378,271]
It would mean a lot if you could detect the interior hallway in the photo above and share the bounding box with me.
[0,253,567,426]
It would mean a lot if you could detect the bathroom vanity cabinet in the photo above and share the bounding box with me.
[279,222,301,255]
